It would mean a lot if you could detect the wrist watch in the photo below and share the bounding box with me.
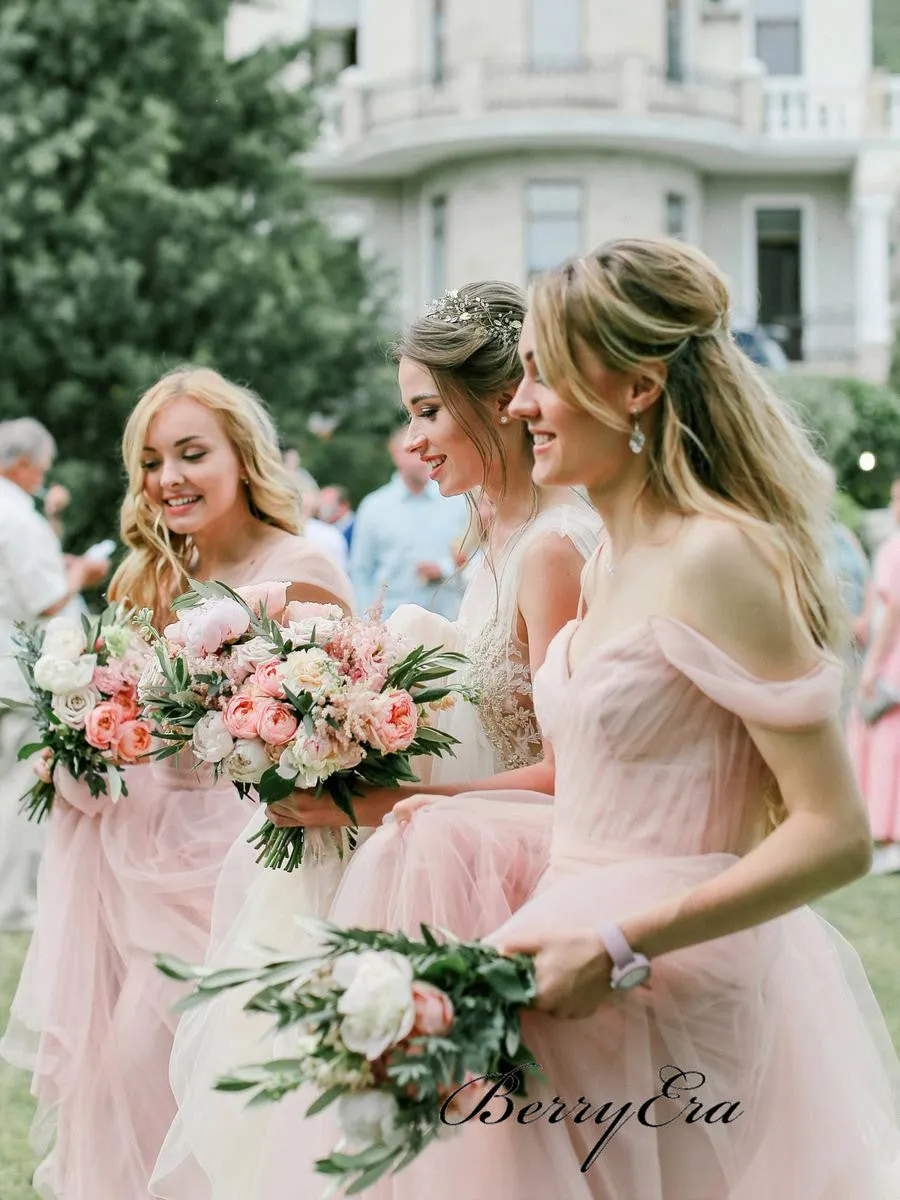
[597,920,651,991]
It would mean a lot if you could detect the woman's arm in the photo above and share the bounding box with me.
[501,520,871,1018]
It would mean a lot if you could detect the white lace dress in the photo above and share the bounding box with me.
[149,500,603,1200]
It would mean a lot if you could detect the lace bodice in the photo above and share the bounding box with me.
[455,503,603,773]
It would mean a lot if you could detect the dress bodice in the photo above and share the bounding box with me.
[534,615,843,866]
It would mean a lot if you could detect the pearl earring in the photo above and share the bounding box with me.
[628,411,645,455]
[499,415,509,425]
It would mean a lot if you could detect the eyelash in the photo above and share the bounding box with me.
[418,407,439,420]
[141,451,206,471]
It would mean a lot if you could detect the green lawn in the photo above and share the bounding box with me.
[0,875,898,1196]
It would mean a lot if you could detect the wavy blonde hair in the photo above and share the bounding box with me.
[530,238,838,651]
[109,366,301,622]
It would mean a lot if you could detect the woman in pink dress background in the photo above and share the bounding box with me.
[1,366,354,1198]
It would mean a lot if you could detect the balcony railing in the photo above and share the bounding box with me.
[762,79,863,139]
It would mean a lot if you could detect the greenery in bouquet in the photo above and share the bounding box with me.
[137,580,474,870]
[0,605,152,820]
[158,923,539,1195]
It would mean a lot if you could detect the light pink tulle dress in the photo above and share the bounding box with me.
[1,534,354,1199]
[259,613,900,1198]
[149,501,603,1200]
[848,530,900,843]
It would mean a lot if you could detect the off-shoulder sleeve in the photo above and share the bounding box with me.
[651,616,842,728]
[271,537,356,613]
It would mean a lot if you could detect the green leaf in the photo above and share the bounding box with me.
[305,1084,345,1117]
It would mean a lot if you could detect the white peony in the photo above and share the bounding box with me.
[385,604,463,655]
[223,737,271,783]
[229,635,278,676]
[33,654,97,696]
[42,617,87,662]
[51,684,101,729]
[336,1090,401,1150]
[279,648,337,700]
[191,711,235,764]
[334,950,415,1061]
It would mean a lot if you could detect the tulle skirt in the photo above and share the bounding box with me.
[1,765,251,1199]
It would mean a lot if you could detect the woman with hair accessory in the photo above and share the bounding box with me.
[2,365,354,1199]
[150,284,603,1199]
[332,238,898,1199]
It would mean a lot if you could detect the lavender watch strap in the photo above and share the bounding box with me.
[597,919,637,970]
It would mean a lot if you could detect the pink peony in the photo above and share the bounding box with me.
[282,601,344,624]
[92,662,128,695]
[234,580,289,619]
[85,702,121,750]
[178,598,251,656]
[222,693,261,739]
[114,720,153,763]
[255,658,286,698]
[361,689,418,754]
[111,688,139,723]
[256,701,299,746]
[410,981,454,1036]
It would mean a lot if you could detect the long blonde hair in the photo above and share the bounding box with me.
[530,238,837,650]
[109,366,301,621]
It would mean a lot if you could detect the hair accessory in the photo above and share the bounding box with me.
[425,289,523,347]
[628,411,646,455]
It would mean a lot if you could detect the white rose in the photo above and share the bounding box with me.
[51,684,101,729]
[33,654,97,696]
[191,711,235,764]
[334,950,415,1061]
[336,1090,401,1150]
[42,617,87,662]
[279,648,336,699]
[223,737,271,783]
[229,635,278,676]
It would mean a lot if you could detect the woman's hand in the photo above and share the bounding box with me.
[390,793,437,825]
[266,786,397,829]
[497,926,614,1019]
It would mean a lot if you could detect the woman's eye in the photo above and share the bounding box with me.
[183,451,206,462]
[141,461,159,472]
[419,407,438,420]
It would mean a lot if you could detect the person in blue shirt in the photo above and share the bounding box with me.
[350,426,469,618]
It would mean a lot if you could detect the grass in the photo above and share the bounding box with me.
[0,875,898,1195]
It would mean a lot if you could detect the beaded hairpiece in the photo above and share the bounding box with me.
[424,289,523,348]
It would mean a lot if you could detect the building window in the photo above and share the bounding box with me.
[526,183,583,278]
[429,195,447,296]
[429,0,447,85]
[754,0,802,76]
[756,207,802,360]
[666,0,684,83]
[666,193,687,239]
[528,0,582,70]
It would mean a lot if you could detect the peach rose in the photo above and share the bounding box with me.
[85,701,121,749]
[114,720,153,763]
[235,580,289,619]
[112,688,139,722]
[410,981,454,1037]
[255,658,286,698]
[256,701,299,746]
[222,693,261,739]
[365,690,418,754]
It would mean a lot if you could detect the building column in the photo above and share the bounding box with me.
[853,193,894,383]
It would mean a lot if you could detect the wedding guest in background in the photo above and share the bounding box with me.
[317,483,355,548]
[0,418,108,933]
[350,425,469,618]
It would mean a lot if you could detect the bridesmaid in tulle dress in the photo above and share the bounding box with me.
[1,366,354,1199]
[150,283,603,1199]
[264,240,899,1198]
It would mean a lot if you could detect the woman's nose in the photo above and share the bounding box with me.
[508,379,538,421]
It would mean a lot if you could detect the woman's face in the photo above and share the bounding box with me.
[509,314,644,495]
[399,357,487,497]
[140,396,247,535]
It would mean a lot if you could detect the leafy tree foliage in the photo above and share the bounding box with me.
[0,0,394,550]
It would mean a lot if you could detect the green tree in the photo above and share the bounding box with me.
[0,0,394,551]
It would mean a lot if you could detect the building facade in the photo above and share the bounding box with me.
[232,0,900,381]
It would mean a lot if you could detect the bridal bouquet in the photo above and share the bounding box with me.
[158,924,538,1195]
[2,605,152,820]
[138,580,471,870]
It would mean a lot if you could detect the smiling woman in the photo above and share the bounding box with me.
[0,365,356,1199]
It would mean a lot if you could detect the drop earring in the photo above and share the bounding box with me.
[628,411,645,455]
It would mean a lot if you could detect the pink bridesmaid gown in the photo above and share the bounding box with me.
[1,535,354,1199]
[261,614,900,1198]
[848,530,900,843]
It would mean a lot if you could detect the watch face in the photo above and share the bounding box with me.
[614,963,651,991]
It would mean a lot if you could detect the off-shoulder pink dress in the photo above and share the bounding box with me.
[259,614,900,1198]
[0,534,354,1199]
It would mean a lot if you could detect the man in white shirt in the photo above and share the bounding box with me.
[0,418,109,930]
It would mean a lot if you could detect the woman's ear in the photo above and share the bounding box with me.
[631,363,667,411]
[496,389,516,424]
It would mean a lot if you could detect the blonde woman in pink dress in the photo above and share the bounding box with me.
[848,523,900,863]
[150,284,603,1200]
[264,241,897,1197]
[1,367,354,1199]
